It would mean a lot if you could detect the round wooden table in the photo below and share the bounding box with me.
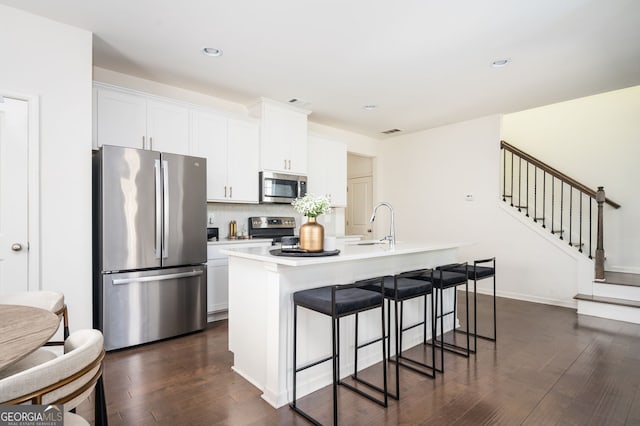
[0,304,59,371]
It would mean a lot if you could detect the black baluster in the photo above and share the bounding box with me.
[579,191,583,253]
[518,157,522,212]
[502,148,506,202]
[559,182,564,240]
[510,152,514,207]
[569,186,573,246]
[533,167,537,222]
[525,161,529,217]
[551,177,554,234]
[589,197,593,259]
[542,171,546,228]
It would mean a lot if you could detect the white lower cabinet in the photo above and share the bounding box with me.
[207,241,272,321]
[207,258,229,314]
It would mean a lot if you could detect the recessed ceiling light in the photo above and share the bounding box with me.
[491,58,511,68]
[363,105,378,111]
[202,47,223,57]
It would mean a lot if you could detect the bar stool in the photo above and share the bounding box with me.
[362,269,437,399]
[0,291,69,345]
[414,263,470,371]
[438,257,496,350]
[290,277,388,425]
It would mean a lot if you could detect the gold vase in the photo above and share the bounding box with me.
[299,217,324,252]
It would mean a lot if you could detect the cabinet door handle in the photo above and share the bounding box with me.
[229,186,233,198]
[149,137,153,151]
[224,186,227,197]
[288,160,291,170]
[142,136,146,150]
[284,159,287,170]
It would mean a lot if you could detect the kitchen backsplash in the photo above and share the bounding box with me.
[207,203,345,239]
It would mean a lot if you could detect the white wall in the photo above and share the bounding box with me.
[0,6,93,329]
[376,115,589,307]
[502,85,640,273]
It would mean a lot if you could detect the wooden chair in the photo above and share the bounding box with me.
[0,329,108,426]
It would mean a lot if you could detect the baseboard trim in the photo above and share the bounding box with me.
[473,287,577,309]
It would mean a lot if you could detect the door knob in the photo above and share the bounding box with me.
[11,243,23,251]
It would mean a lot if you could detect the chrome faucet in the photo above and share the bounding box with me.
[370,202,395,247]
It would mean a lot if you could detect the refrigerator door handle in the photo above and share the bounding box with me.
[162,159,169,259]
[111,269,204,285]
[154,159,162,259]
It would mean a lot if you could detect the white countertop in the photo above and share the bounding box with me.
[207,238,272,246]
[222,240,466,267]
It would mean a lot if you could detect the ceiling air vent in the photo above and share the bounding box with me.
[381,128,402,135]
[288,98,312,108]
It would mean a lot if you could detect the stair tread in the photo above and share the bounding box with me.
[601,271,640,287]
[574,293,640,308]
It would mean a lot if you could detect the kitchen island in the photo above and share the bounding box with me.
[223,241,464,408]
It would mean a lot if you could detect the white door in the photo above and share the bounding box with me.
[0,96,29,293]
[346,176,373,239]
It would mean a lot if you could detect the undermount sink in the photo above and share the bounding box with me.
[356,240,389,245]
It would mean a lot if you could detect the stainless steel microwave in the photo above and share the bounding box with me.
[259,171,307,204]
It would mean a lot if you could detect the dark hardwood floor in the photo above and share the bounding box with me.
[78,294,640,425]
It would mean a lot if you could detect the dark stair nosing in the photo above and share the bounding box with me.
[600,272,640,288]
[574,293,640,309]
[551,230,564,234]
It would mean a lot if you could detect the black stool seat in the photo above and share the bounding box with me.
[427,270,468,288]
[438,264,494,279]
[366,276,433,300]
[294,287,382,316]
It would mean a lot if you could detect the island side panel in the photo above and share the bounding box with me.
[227,256,269,391]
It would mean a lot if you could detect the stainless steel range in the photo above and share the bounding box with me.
[248,216,296,242]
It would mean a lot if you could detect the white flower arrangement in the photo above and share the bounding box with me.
[292,193,331,218]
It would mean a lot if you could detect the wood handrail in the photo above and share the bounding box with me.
[500,141,620,209]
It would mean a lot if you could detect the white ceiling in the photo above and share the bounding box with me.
[3,0,640,138]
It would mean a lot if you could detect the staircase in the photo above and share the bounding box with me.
[575,272,640,324]
[501,141,640,324]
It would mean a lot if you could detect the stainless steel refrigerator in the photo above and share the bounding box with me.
[93,145,207,351]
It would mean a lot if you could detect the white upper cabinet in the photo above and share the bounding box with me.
[146,100,190,155]
[191,110,228,201]
[94,85,189,155]
[249,98,310,175]
[94,83,261,204]
[307,135,347,207]
[191,110,259,203]
[227,118,260,202]
[94,88,146,149]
